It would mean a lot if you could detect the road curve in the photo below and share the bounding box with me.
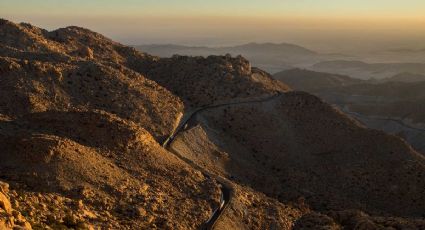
[339,106,425,132]
[161,92,283,230]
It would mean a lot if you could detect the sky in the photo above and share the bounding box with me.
[1,0,425,52]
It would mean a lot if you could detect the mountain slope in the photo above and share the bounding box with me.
[273,68,425,154]
[173,92,425,216]
[145,55,289,107]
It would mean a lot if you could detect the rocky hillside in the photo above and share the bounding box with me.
[172,91,425,229]
[146,55,289,107]
[0,19,221,229]
[0,19,293,229]
[0,111,221,229]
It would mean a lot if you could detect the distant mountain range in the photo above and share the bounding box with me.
[382,72,425,83]
[311,60,425,80]
[136,42,316,56]
[274,68,363,91]
[135,43,349,73]
[387,48,425,53]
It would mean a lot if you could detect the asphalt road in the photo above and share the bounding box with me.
[162,92,283,230]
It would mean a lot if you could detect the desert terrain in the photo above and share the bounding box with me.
[0,19,425,230]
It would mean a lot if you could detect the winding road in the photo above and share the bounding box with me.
[161,91,425,229]
[338,106,425,151]
[161,92,283,230]
[338,106,425,132]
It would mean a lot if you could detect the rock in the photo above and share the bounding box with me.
[14,217,32,230]
[146,216,154,224]
[11,210,22,221]
[80,47,94,60]
[82,209,97,219]
[0,182,9,193]
[136,207,146,217]
[0,192,12,214]
[293,212,341,230]
[76,222,94,230]
[63,213,78,226]
[77,200,84,210]
[13,201,19,209]
[0,219,11,230]
[14,221,32,229]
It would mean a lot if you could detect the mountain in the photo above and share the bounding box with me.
[311,60,425,80]
[172,90,425,228]
[1,19,425,229]
[322,81,425,154]
[135,43,347,74]
[136,42,316,57]
[273,68,425,154]
[324,81,425,123]
[387,48,425,54]
[273,68,363,91]
[381,72,425,83]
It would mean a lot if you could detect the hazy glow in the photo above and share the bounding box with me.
[1,0,425,51]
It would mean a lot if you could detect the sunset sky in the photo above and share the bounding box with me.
[2,0,425,52]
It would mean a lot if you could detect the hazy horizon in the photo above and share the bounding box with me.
[2,0,425,53]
